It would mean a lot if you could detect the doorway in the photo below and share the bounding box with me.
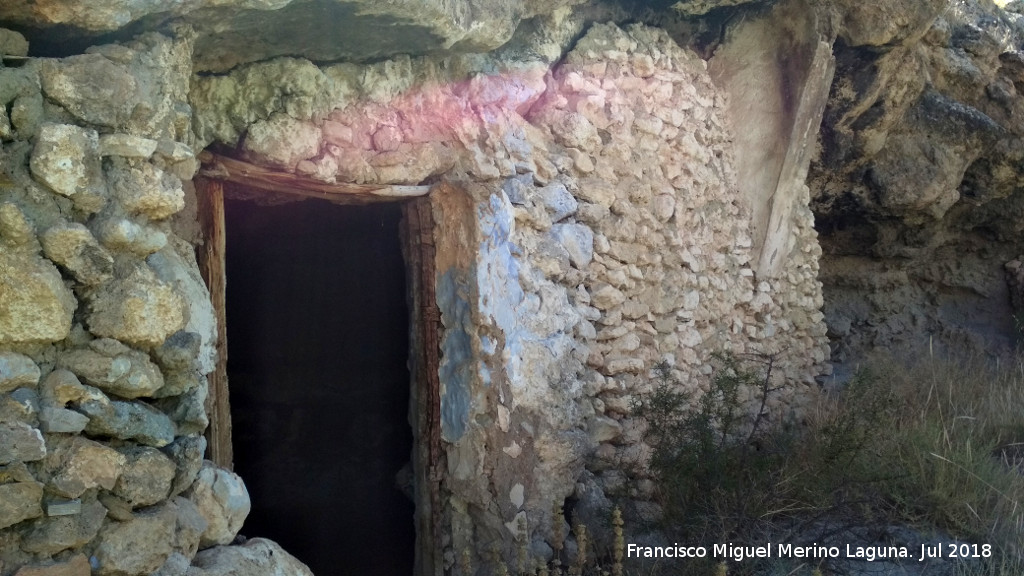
[223,197,415,575]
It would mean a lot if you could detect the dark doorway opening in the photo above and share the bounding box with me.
[224,197,415,575]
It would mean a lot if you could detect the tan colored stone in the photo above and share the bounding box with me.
[113,447,175,508]
[185,462,251,549]
[29,123,107,213]
[0,250,77,345]
[93,504,176,576]
[107,159,185,220]
[47,437,126,499]
[41,222,115,286]
[86,265,186,347]
[13,554,90,576]
[191,538,314,576]
[0,481,43,529]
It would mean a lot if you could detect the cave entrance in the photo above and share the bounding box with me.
[195,154,442,576]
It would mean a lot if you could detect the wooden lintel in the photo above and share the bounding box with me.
[198,151,431,204]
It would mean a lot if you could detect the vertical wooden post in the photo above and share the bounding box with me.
[195,178,234,470]
[402,196,443,576]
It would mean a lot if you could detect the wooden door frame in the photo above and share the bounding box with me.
[194,153,443,576]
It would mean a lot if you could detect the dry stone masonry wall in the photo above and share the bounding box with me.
[190,16,829,570]
[0,30,311,576]
[2,3,833,575]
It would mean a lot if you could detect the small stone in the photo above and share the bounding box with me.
[191,538,314,576]
[509,483,525,509]
[588,415,623,443]
[79,397,176,447]
[242,113,321,169]
[501,176,531,205]
[41,222,114,286]
[45,498,81,517]
[86,264,186,347]
[169,496,207,557]
[535,182,578,221]
[372,125,403,151]
[0,202,34,246]
[99,134,158,158]
[590,284,626,310]
[113,447,175,508]
[152,331,201,372]
[29,123,107,213]
[0,422,45,464]
[39,54,138,128]
[107,158,185,220]
[0,29,29,57]
[46,437,125,498]
[653,193,675,222]
[38,408,89,434]
[97,491,134,522]
[20,494,107,555]
[40,370,87,406]
[94,217,168,255]
[92,503,176,576]
[12,554,91,576]
[155,140,194,162]
[156,385,208,435]
[0,480,43,528]
[550,223,594,269]
[57,348,131,390]
[185,461,251,548]
[0,352,41,394]
[152,552,189,576]
[0,250,77,345]
[162,435,206,498]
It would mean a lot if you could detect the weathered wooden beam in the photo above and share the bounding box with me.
[198,151,431,204]
[195,178,234,470]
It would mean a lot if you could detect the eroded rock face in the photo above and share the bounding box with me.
[1,0,586,72]
[809,0,1024,363]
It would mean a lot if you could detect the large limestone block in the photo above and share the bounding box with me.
[185,462,251,549]
[0,250,77,345]
[86,264,186,347]
[0,352,41,393]
[29,123,107,213]
[92,503,177,576]
[41,222,115,286]
[190,538,314,576]
[45,436,126,498]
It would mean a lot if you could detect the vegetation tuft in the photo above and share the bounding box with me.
[463,352,1024,575]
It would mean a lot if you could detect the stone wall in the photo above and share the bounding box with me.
[0,30,312,576]
[190,15,829,570]
[0,8,830,576]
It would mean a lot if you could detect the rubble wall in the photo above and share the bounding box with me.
[0,14,829,576]
[191,19,829,569]
[0,31,311,576]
